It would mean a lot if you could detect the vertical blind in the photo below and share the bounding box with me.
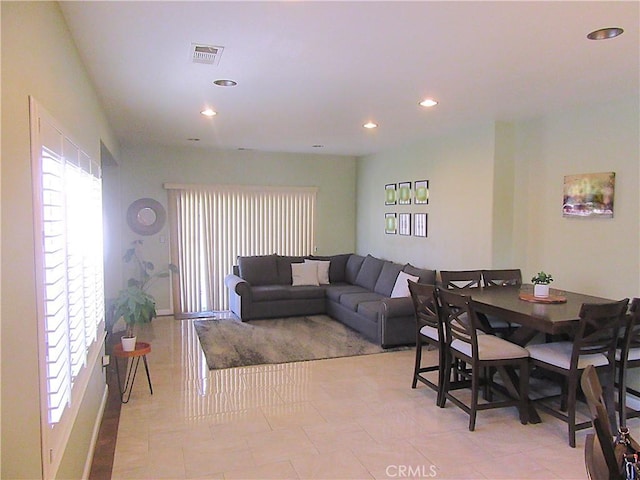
[165,184,317,313]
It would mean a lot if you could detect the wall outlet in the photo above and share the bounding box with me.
[102,355,110,367]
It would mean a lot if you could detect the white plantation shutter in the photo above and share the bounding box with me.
[165,184,317,313]
[31,99,105,477]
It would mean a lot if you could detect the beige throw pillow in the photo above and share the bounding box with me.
[291,262,320,286]
[390,271,419,298]
[304,259,330,284]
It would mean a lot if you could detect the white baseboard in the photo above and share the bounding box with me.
[82,384,109,480]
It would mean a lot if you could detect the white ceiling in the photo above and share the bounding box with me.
[60,1,639,157]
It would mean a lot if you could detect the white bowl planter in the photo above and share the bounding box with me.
[121,336,137,352]
[534,284,550,298]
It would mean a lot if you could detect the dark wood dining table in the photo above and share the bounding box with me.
[469,284,615,344]
[463,284,616,424]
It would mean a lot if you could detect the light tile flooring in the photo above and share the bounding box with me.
[112,316,602,479]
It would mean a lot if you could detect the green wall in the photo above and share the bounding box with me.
[1,2,116,478]
[356,122,497,271]
[513,98,640,299]
[109,144,357,309]
[356,98,639,299]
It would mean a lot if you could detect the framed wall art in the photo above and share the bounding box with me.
[414,213,427,237]
[385,213,397,234]
[385,184,397,205]
[562,172,615,218]
[398,182,411,205]
[414,180,429,205]
[398,213,411,236]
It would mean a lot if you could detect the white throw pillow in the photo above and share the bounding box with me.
[390,271,420,298]
[304,259,330,284]
[291,262,320,286]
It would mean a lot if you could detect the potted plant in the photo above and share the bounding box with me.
[113,240,176,351]
[531,271,554,298]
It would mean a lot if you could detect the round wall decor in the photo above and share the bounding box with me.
[126,198,166,236]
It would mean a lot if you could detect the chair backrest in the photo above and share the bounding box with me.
[408,280,440,334]
[621,298,640,354]
[581,365,623,479]
[481,269,522,288]
[440,270,482,290]
[572,299,630,370]
[437,288,481,356]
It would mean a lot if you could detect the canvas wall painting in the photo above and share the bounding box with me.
[398,182,411,205]
[398,213,411,236]
[385,184,397,205]
[562,172,615,218]
[414,180,429,204]
[385,213,397,234]
[414,213,427,237]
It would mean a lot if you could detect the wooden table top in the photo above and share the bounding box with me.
[466,285,615,335]
[113,341,151,358]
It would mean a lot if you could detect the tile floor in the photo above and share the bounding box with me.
[110,316,606,479]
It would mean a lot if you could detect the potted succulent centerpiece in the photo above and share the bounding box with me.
[531,271,554,298]
[113,240,176,351]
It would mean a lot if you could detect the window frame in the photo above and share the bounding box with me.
[30,98,106,478]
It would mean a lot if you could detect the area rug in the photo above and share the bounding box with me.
[193,315,398,370]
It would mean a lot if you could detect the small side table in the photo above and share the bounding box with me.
[112,341,153,403]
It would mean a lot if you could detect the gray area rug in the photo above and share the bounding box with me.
[193,315,394,370]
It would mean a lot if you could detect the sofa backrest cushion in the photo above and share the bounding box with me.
[355,255,385,290]
[238,254,279,286]
[374,261,405,296]
[403,264,437,285]
[309,253,351,283]
[345,254,366,284]
[276,255,305,284]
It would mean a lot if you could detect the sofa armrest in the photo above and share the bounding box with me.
[380,297,414,319]
[224,274,251,297]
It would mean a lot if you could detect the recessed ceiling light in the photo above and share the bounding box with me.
[419,98,438,108]
[213,79,237,87]
[200,108,217,117]
[587,27,624,40]
[363,122,378,129]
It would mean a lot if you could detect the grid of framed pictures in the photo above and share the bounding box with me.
[384,180,429,237]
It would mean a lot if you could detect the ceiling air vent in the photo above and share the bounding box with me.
[190,43,224,65]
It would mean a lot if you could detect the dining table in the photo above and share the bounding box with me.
[463,284,616,424]
[469,284,615,343]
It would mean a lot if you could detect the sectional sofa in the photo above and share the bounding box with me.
[224,253,436,348]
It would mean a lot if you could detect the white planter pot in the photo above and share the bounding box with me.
[121,336,137,352]
[534,284,550,298]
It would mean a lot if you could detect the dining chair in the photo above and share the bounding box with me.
[408,281,445,405]
[440,269,511,335]
[581,365,628,480]
[616,297,640,427]
[481,269,522,288]
[437,288,530,430]
[526,298,629,447]
[440,270,482,290]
